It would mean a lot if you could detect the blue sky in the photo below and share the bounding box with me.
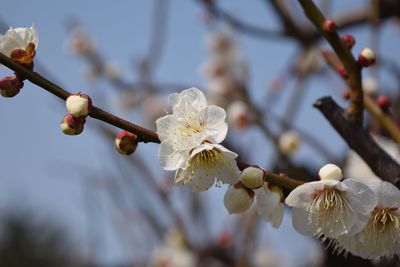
[0,0,399,265]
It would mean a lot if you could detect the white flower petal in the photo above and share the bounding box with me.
[158,141,189,171]
[203,105,228,143]
[342,179,376,214]
[255,185,284,228]
[285,181,327,208]
[175,167,215,192]
[291,207,318,236]
[368,180,400,208]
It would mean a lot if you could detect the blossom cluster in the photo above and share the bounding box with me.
[286,164,400,260]
[0,26,38,97]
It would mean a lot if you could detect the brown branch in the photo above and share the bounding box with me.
[322,49,400,143]
[314,96,400,187]
[298,0,363,123]
[0,52,160,143]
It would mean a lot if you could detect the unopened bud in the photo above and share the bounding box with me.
[223,184,254,214]
[0,76,23,97]
[60,114,85,135]
[115,130,138,155]
[341,34,356,50]
[377,95,391,111]
[240,167,264,189]
[278,131,300,155]
[323,19,337,34]
[358,48,376,67]
[319,163,343,181]
[66,93,92,117]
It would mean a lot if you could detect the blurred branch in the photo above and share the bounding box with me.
[314,96,400,187]
[298,0,363,122]
[200,1,286,39]
[322,50,400,143]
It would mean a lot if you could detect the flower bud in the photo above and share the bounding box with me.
[278,131,300,155]
[60,114,85,135]
[319,163,343,181]
[341,34,356,50]
[66,93,92,117]
[358,48,376,67]
[240,167,264,189]
[115,130,138,155]
[323,19,337,34]
[377,95,391,111]
[0,76,23,97]
[223,184,254,214]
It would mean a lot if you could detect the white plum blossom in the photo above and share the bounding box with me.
[286,176,376,239]
[156,87,240,191]
[255,183,284,228]
[0,25,38,64]
[156,87,227,146]
[333,180,400,259]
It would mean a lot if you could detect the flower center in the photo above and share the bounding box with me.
[363,207,400,255]
[306,188,352,237]
[10,42,36,64]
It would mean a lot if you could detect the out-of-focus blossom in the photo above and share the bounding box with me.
[363,76,378,95]
[150,229,196,267]
[254,248,286,267]
[0,25,38,64]
[333,181,400,260]
[344,136,398,182]
[278,131,300,155]
[227,100,251,129]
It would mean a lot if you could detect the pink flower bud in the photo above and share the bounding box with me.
[60,114,85,135]
[323,19,337,34]
[341,34,356,50]
[115,130,138,155]
[358,48,376,67]
[0,76,24,98]
[65,93,92,117]
[377,95,391,111]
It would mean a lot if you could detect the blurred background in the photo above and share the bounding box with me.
[0,0,400,266]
